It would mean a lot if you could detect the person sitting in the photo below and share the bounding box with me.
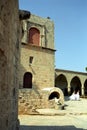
[75,91,80,100]
[69,91,80,101]
[69,91,76,100]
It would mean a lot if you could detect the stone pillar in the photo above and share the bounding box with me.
[67,86,71,94]
[0,0,19,130]
[67,81,71,95]
[82,84,84,96]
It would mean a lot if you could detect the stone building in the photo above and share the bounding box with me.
[0,0,87,127]
[19,14,64,114]
[18,13,87,114]
[19,14,55,89]
[55,69,87,96]
[0,0,19,130]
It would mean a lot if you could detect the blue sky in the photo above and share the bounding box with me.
[19,0,87,72]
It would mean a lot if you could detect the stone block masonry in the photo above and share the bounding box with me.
[0,0,19,130]
[18,89,56,114]
[18,87,64,115]
[18,13,65,114]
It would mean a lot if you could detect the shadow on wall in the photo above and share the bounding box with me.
[20,125,84,130]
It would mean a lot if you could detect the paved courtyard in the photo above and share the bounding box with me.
[19,97,87,130]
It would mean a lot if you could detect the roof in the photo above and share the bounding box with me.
[55,68,87,76]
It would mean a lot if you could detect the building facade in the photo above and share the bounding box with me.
[55,69,87,96]
[18,13,87,115]
[18,14,64,114]
[19,14,55,89]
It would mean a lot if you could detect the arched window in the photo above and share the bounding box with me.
[23,72,32,88]
[29,27,40,46]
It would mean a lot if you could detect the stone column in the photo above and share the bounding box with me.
[0,0,19,130]
[67,81,71,95]
[67,86,70,93]
[81,84,84,96]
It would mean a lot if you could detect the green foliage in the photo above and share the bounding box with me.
[85,67,87,71]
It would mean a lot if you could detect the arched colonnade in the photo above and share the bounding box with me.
[55,69,87,96]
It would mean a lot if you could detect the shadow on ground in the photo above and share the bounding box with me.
[20,125,84,130]
[64,96,70,101]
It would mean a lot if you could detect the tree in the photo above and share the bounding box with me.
[85,67,87,72]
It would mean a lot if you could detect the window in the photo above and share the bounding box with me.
[29,27,40,46]
[29,56,33,64]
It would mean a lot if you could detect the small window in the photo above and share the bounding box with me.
[29,56,33,64]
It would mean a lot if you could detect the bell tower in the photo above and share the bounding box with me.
[20,14,56,89]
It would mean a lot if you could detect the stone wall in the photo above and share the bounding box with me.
[18,13,64,114]
[22,14,55,49]
[18,87,64,115]
[0,0,19,129]
[19,45,55,89]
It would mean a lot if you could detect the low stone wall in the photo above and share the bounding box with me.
[18,87,64,115]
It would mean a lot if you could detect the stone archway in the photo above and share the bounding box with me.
[70,76,81,95]
[55,74,68,96]
[48,87,64,105]
[49,91,60,100]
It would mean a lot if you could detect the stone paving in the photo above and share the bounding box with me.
[36,97,87,115]
[19,97,87,130]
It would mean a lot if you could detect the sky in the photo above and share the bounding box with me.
[19,0,87,73]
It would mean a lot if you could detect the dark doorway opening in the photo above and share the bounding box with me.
[49,91,60,100]
[23,72,32,88]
